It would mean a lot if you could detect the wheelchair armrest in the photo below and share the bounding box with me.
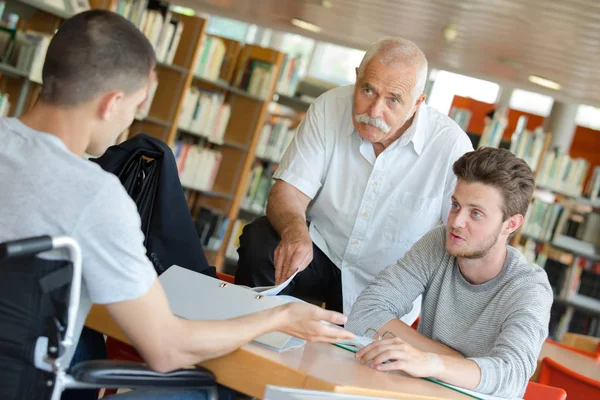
[70,360,216,389]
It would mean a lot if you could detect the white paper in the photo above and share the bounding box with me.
[251,270,299,296]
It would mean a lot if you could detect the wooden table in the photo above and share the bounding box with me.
[535,340,600,382]
[85,305,474,400]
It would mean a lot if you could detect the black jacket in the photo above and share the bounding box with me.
[91,133,216,278]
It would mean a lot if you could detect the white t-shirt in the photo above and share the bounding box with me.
[0,118,157,365]
[274,85,474,315]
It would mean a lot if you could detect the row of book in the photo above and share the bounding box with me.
[478,114,508,149]
[449,107,471,132]
[536,149,590,197]
[275,55,302,97]
[178,87,231,144]
[135,78,159,119]
[194,207,230,252]
[194,35,226,81]
[255,120,294,162]
[113,0,183,65]
[233,57,276,99]
[509,118,548,173]
[584,167,600,205]
[240,162,276,214]
[0,92,10,117]
[521,199,564,242]
[173,141,222,191]
[5,31,51,84]
[224,218,249,261]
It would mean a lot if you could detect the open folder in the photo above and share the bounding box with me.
[158,265,305,352]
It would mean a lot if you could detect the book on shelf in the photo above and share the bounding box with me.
[241,161,276,214]
[255,120,294,162]
[113,0,183,65]
[195,207,229,252]
[584,166,600,205]
[172,141,222,191]
[536,149,590,197]
[135,77,159,119]
[509,117,547,173]
[275,54,302,96]
[0,92,10,117]
[178,87,231,144]
[477,113,507,149]
[521,199,565,243]
[448,107,471,132]
[224,218,249,261]
[234,58,276,99]
[194,35,226,81]
[11,31,51,83]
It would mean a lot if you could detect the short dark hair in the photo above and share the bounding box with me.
[41,10,156,106]
[453,147,535,220]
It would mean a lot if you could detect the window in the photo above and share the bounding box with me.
[427,70,500,115]
[509,89,554,117]
[308,42,365,86]
[206,15,249,42]
[575,105,600,130]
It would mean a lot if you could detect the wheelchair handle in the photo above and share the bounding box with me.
[0,235,54,259]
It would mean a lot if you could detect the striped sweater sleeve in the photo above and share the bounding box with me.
[346,226,445,335]
[469,279,553,397]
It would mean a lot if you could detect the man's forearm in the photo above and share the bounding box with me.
[266,181,310,238]
[379,319,463,358]
[429,353,481,390]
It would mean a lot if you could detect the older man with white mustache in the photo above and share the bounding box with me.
[235,37,473,322]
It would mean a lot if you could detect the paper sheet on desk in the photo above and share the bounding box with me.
[251,270,299,296]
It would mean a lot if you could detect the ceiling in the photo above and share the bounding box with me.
[175,0,600,107]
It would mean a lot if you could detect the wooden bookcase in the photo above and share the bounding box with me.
[179,44,285,268]
[1,1,290,271]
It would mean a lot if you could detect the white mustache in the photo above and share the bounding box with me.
[354,113,391,134]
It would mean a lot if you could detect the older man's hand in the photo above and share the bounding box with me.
[274,227,313,285]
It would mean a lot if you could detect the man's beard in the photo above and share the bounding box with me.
[447,223,503,259]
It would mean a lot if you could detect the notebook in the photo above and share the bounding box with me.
[158,265,305,351]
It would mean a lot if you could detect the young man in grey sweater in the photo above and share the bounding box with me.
[346,147,553,398]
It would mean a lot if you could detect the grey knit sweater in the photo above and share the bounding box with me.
[347,225,553,398]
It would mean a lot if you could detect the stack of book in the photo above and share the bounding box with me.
[194,35,226,81]
[178,87,231,144]
[241,162,276,214]
[275,55,302,96]
[509,117,548,173]
[536,149,590,197]
[449,107,471,132]
[113,0,183,65]
[195,207,229,252]
[521,199,564,242]
[172,141,222,191]
[234,58,276,99]
[255,120,294,162]
[224,218,250,261]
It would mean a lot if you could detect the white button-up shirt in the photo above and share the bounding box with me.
[273,85,473,318]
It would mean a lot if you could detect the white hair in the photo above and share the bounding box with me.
[357,37,428,103]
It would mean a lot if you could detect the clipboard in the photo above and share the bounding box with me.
[159,265,305,351]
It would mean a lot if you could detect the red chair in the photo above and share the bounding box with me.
[538,357,600,400]
[546,338,600,361]
[216,271,235,284]
[523,381,566,400]
[411,316,420,330]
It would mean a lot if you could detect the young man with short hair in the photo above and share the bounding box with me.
[347,147,553,398]
[0,10,353,399]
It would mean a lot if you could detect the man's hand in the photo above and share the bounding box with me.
[276,302,355,343]
[274,227,313,284]
[355,338,442,378]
